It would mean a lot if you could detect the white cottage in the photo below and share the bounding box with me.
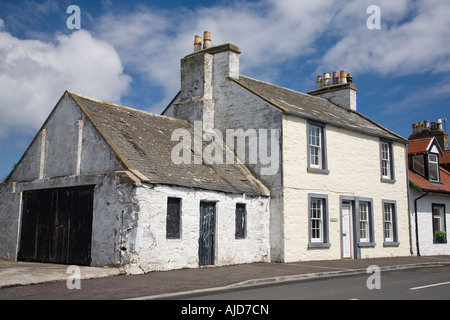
[408,121,450,256]
[164,32,412,262]
[0,91,270,273]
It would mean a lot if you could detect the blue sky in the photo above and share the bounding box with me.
[0,0,449,180]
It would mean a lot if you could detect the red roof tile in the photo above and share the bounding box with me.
[408,137,432,154]
[409,167,450,193]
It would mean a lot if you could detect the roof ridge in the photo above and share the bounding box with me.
[67,91,191,125]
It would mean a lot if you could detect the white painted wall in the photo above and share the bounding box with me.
[123,184,270,274]
[282,114,411,261]
[409,189,450,256]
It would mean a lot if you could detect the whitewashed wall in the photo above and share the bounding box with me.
[282,114,411,261]
[410,189,450,256]
[123,184,270,274]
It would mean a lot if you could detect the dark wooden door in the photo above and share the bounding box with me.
[199,201,216,266]
[18,186,94,266]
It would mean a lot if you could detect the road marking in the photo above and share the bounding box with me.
[410,281,450,291]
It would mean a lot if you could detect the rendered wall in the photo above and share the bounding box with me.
[410,189,450,256]
[282,114,411,261]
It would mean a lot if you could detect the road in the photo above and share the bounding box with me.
[0,265,448,300]
[179,266,450,300]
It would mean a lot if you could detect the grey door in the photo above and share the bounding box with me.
[199,201,216,266]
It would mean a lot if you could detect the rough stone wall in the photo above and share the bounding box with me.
[0,183,21,260]
[123,184,270,274]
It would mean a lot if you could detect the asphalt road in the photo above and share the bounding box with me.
[179,266,450,300]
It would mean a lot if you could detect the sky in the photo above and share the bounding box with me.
[0,0,449,180]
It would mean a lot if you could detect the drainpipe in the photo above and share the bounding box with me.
[414,191,428,257]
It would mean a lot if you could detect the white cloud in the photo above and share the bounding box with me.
[0,28,131,136]
[320,0,450,76]
[91,0,450,113]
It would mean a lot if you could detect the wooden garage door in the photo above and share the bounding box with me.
[18,186,94,266]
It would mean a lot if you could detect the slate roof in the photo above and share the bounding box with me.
[233,75,406,143]
[68,92,269,197]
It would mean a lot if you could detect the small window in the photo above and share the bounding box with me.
[382,200,399,245]
[359,202,369,242]
[307,121,328,173]
[380,140,395,181]
[308,194,330,247]
[429,154,439,182]
[235,203,247,239]
[432,204,446,242]
[166,197,181,239]
[412,155,425,176]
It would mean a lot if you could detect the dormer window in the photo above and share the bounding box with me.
[428,154,439,182]
[412,155,425,176]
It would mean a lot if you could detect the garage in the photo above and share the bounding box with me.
[18,185,94,266]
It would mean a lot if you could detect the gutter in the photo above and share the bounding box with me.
[413,191,429,257]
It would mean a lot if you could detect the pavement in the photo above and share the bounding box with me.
[1,255,450,299]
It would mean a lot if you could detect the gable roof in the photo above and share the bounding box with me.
[408,137,443,156]
[68,92,269,196]
[233,75,406,143]
[6,91,268,196]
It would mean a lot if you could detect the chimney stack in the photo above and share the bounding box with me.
[203,31,211,49]
[308,70,357,111]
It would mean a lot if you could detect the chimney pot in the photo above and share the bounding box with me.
[317,75,323,89]
[323,73,330,86]
[418,122,424,133]
[332,71,339,85]
[424,120,430,130]
[431,122,437,130]
[347,73,353,84]
[203,31,211,49]
[437,119,443,130]
[340,70,347,84]
[194,35,202,53]
[412,123,418,135]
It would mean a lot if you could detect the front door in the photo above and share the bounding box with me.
[342,202,353,259]
[199,201,216,266]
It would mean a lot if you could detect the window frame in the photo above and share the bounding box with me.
[308,193,330,248]
[428,153,440,182]
[235,203,247,239]
[166,197,182,239]
[307,120,329,174]
[382,200,399,246]
[432,204,447,243]
[380,139,395,182]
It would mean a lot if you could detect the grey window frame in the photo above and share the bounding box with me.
[357,197,376,247]
[308,193,330,248]
[380,138,395,183]
[432,203,447,243]
[382,199,399,246]
[307,120,329,174]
